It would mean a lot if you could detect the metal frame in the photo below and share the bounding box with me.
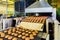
[46,18,60,40]
[54,20,59,40]
[25,0,56,20]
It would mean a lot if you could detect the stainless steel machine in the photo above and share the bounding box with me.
[25,0,56,20]
[24,0,59,40]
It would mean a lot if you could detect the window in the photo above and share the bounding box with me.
[0,0,6,14]
[0,0,15,17]
[7,0,15,17]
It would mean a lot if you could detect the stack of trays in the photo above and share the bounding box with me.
[22,16,48,24]
[0,27,38,40]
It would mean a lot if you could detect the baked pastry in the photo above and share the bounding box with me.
[11,33,15,35]
[8,36,13,40]
[29,34,34,39]
[0,38,3,40]
[26,31,28,33]
[12,29,15,32]
[8,31,11,34]
[16,27,19,30]
[28,32,31,34]
[35,30,38,33]
[14,33,18,36]
[18,35,22,38]
[25,34,29,36]
[12,37,17,40]
[22,32,25,35]
[30,36,34,39]
[25,37,30,40]
[5,35,10,38]
[32,32,36,36]
[8,29,12,32]
[16,31,19,33]
[1,33,5,37]
[30,34,33,37]
[22,36,26,39]
[18,32,21,34]
[4,30,7,33]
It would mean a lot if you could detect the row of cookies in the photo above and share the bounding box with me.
[0,27,38,40]
[22,16,48,23]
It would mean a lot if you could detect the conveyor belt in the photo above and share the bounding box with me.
[19,16,48,31]
[22,16,48,24]
[0,27,48,40]
[0,27,39,40]
[0,16,48,40]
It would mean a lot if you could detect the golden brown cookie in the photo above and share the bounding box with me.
[22,32,25,35]
[12,37,18,40]
[22,36,26,39]
[8,31,11,34]
[14,33,18,36]
[5,35,10,38]
[25,37,30,40]
[8,36,13,40]
[25,33,29,36]
[4,30,7,33]
[32,32,36,36]
[11,33,15,35]
[1,33,5,37]
[18,35,22,38]
[18,32,21,34]
[0,38,3,40]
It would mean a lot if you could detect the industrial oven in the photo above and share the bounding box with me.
[24,0,59,40]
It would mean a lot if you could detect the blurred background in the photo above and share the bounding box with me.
[0,0,60,22]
